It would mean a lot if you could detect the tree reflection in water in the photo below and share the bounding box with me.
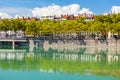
[0,46,120,78]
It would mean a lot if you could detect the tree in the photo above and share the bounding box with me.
[113,22,120,35]
[25,20,36,35]
[0,19,10,31]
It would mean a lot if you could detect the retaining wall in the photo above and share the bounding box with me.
[37,40,120,47]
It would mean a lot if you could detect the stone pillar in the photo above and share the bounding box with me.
[12,41,15,50]
[29,40,34,52]
[108,31,111,39]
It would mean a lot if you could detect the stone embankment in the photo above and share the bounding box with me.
[37,40,120,47]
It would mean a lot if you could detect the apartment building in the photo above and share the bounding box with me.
[16,13,95,21]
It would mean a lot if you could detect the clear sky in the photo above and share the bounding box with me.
[0,0,120,18]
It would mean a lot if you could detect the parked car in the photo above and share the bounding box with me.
[0,31,6,39]
[16,30,24,39]
[6,30,15,39]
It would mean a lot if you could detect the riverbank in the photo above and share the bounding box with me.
[36,39,120,47]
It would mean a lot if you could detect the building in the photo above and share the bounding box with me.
[16,13,95,21]
[40,16,54,20]
[78,13,95,21]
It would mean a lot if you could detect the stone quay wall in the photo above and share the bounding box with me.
[37,40,120,47]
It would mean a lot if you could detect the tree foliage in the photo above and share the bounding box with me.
[0,14,120,36]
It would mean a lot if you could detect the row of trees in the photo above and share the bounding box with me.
[0,13,120,38]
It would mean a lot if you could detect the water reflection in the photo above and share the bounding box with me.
[33,46,120,63]
[0,46,120,79]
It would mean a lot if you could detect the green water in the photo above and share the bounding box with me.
[0,46,120,80]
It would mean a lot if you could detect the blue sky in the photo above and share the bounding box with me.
[0,0,120,18]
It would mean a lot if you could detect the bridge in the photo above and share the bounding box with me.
[0,39,29,49]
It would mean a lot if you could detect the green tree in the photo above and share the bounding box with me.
[0,19,10,31]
